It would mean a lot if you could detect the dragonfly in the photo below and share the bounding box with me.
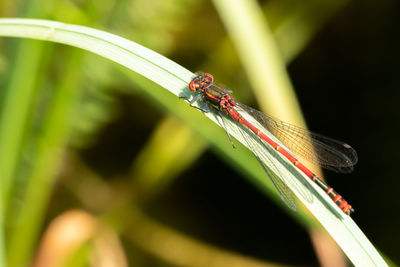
[183,73,358,215]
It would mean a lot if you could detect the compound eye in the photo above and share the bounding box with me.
[189,80,197,92]
[204,73,214,82]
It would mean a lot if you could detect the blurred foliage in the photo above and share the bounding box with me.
[0,0,399,266]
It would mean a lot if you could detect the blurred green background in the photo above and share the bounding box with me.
[0,0,399,266]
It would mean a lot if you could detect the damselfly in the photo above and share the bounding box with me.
[184,73,358,215]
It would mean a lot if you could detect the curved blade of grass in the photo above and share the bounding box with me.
[0,18,387,266]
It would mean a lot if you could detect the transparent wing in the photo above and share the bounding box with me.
[227,118,314,210]
[236,103,358,173]
[236,126,297,210]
